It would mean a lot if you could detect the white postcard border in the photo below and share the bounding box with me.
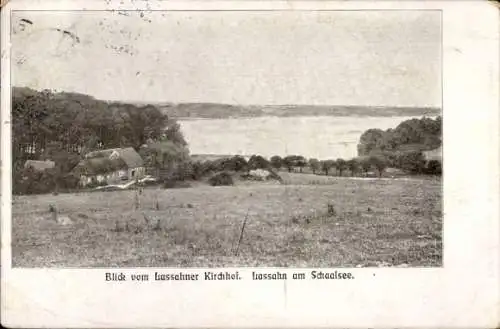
[1,1,499,328]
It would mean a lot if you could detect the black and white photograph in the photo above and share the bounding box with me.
[10,9,443,268]
[2,1,500,328]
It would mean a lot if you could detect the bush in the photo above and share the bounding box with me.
[270,155,282,170]
[57,173,80,190]
[396,151,426,174]
[248,155,270,170]
[171,162,192,181]
[87,180,108,189]
[368,154,388,177]
[425,160,442,175]
[13,165,83,195]
[163,179,192,189]
[240,172,262,181]
[197,160,218,177]
[208,172,234,186]
[13,168,56,195]
[221,156,248,172]
[189,161,204,180]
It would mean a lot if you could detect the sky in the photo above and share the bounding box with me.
[11,10,442,107]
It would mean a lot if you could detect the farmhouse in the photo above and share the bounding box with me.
[24,160,55,172]
[72,147,145,187]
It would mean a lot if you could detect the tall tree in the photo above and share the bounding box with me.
[248,155,270,170]
[357,116,442,157]
[164,121,187,146]
[222,156,248,172]
[282,155,307,173]
[359,157,372,174]
[142,138,190,180]
[368,155,388,177]
[308,158,320,174]
[115,104,170,151]
[295,156,307,173]
[346,159,359,177]
[282,156,295,173]
[320,160,336,176]
[42,141,80,174]
[270,155,283,170]
[357,128,385,156]
[336,158,347,176]
[396,151,426,174]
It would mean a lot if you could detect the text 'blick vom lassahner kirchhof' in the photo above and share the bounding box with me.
[105,270,355,282]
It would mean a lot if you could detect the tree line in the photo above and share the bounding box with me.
[186,152,440,181]
[187,115,443,180]
[355,115,442,176]
[357,116,442,156]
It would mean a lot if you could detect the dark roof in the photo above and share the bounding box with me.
[117,147,144,168]
[24,160,55,171]
[85,147,144,168]
[73,157,127,176]
[75,147,144,175]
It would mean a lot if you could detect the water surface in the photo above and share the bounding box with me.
[180,115,426,159]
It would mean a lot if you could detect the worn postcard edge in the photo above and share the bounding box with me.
[1,1,499,328]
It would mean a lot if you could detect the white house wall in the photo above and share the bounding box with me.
[79,167,146,187]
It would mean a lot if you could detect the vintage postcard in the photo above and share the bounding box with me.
[1,0,499,328]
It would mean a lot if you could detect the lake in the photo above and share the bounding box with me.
[179,115,427,160]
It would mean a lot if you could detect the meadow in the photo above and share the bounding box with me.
[12,174,442,268]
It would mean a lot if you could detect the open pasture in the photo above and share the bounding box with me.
[12,177,442,267]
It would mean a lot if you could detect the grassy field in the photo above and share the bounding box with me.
[12,174,442,267]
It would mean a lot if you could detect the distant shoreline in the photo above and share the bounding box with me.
[12,86,442,123]
[175,112,441,121]
[12,86,441,120]
[162,104,441,120]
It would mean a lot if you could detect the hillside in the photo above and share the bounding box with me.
[152,103,441,119]
[13,86,440,119]
[11,86,187,166]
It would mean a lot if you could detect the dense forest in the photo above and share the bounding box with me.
[12,87,186,167]
[351,116,442,176]
[357,116,442,156]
